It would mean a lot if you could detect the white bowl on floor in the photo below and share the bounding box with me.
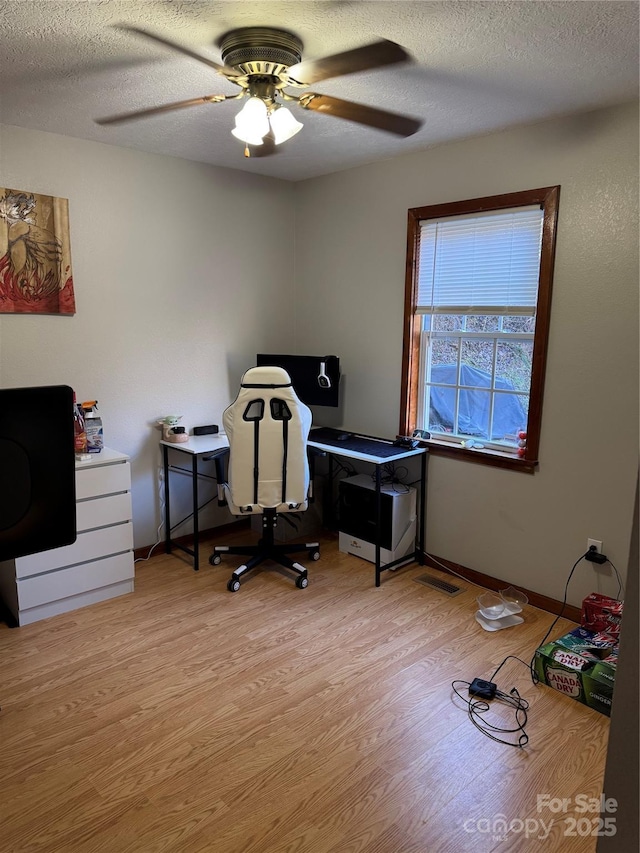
[499,586,529,614]
[476,592,507,620]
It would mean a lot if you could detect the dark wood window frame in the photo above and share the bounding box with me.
[400,186,560,474]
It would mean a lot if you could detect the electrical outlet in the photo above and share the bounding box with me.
[587,538,603,554]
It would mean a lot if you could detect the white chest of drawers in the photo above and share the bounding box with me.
[0,447,134,626]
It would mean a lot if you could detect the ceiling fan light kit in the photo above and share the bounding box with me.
[233,96,270,141]
[232,96,303,150]
[230,125,266,147]
[268,106,304,144]
[96,25,422,158]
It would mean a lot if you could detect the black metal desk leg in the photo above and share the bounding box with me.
[328,454,335,528]
[375,463,382,587]
[417,451,427,564]
[163,444,172,555]
[192,453,200,571]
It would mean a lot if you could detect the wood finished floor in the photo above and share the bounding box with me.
[0,531,610,853]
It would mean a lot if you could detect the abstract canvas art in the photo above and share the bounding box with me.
[0,187,76,314]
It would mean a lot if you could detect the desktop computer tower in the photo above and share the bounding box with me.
[338,474,417,565]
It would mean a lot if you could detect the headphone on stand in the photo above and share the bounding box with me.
[317,359,332,389]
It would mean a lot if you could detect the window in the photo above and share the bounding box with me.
[400,187,560,473]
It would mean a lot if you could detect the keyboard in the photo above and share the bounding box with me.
[309,427,410,458]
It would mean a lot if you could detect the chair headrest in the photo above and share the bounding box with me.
[241,366,293,388]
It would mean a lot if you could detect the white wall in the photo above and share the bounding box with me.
[294,101,639,606]
[0,124,296,549]
[2,104,637,608]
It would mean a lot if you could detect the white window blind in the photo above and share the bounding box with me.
[417,205,544,315]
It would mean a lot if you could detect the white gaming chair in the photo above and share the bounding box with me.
[210,366,320,591]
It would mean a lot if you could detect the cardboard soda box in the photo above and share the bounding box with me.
[534,627,618,716]
[581,592,623,639]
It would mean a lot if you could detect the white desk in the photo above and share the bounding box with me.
[160,435,229,570]
[308,438,425,465]
[307,437,427,586]
[161,432,427,585]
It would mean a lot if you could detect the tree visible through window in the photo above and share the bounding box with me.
[400,187,560,472]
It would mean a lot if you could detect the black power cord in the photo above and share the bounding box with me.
[454,546,624,747]
[526,550,588,680]
[366,462,410,492]
[452,678,530,748]
[527,547,623,682]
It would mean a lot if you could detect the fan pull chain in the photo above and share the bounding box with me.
[244,145,250,158]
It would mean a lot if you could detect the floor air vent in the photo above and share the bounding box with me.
[413,573,463,596]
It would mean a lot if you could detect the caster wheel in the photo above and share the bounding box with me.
[309,550,320,561]
[296,576,308,589]
[210,553,222,566]
[227,578,240,592]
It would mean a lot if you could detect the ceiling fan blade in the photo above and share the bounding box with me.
[116,25,243,81]
[287,39,410,86]
[95,94,228,125]
[299,94,422,137]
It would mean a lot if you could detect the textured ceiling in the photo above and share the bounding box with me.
[1,1,638,181]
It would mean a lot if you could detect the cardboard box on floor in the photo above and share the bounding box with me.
[581,592,623,638]
[534,627,618,717]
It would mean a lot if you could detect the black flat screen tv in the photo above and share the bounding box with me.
[0,385,76,562]
[256,354,340,407]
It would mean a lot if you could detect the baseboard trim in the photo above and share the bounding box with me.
[422,552,581,623]
[134,520,250,563]
[135,533,581,622]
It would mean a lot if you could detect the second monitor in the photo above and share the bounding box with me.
[256,353,340,408]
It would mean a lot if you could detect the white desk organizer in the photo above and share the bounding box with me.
[475,586,528,631]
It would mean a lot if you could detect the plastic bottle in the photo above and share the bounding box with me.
[73,392,87,455]
[82,400,103,453]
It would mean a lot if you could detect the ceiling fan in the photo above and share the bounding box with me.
[95,25,423,157]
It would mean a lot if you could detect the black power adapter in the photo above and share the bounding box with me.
[585,545,607,565]
[469,678,497,700]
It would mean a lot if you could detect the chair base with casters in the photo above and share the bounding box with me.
[210,508,320,591]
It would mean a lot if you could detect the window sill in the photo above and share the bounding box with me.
[424,437,538,473]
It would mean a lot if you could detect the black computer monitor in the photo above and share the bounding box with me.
[0,385,77,561]
[256,354,340,407]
